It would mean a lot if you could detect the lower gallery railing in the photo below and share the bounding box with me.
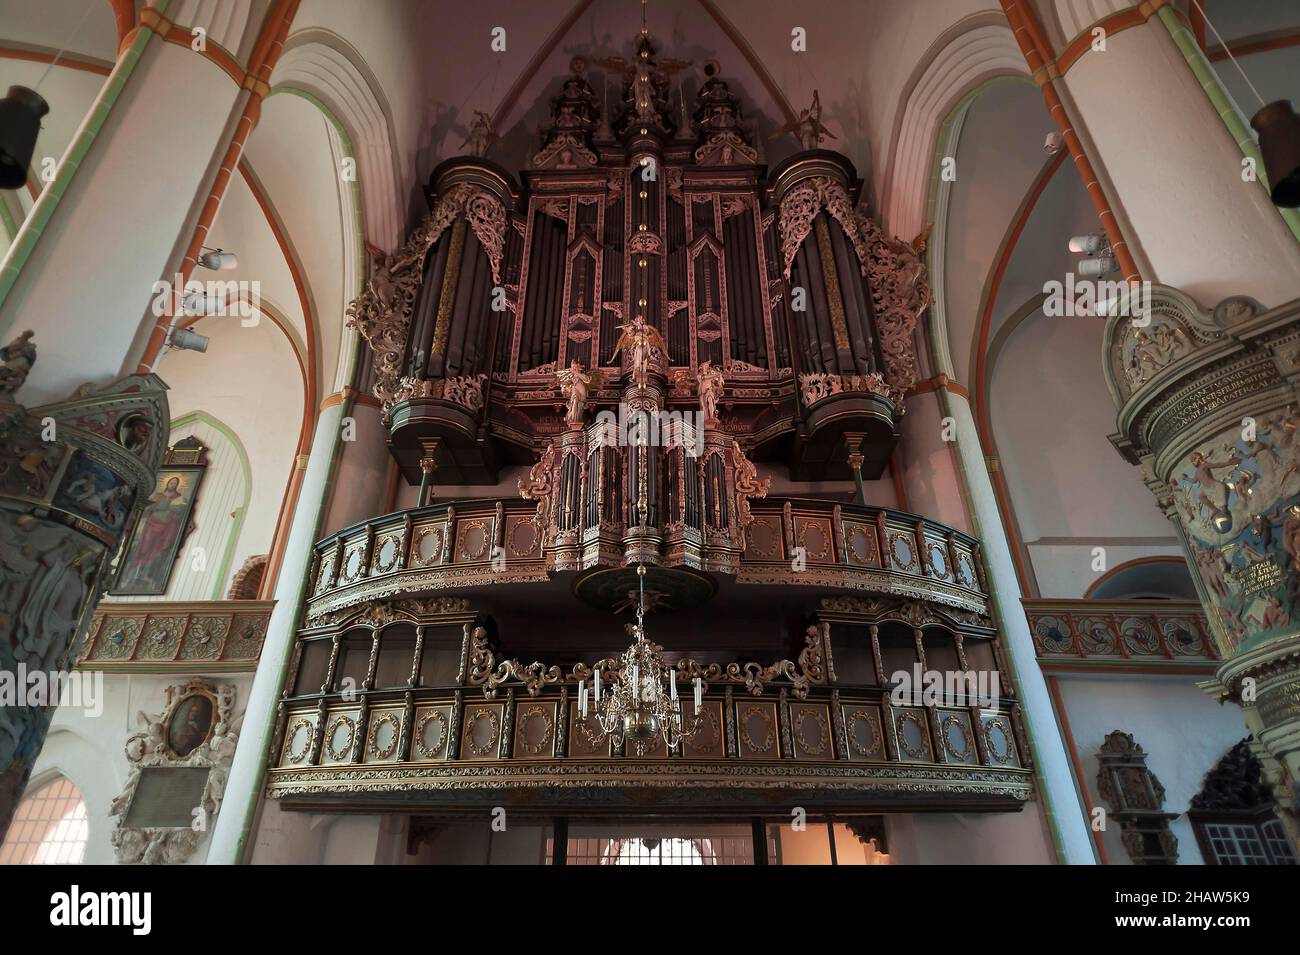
[267,597,1033,813]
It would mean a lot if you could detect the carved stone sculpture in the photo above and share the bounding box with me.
[770,89,836,151]
[0,329,35,404]
[555,360,594,426]
[610,316,668,390]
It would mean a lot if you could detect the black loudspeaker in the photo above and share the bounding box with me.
[1252,99,1300,208]
[0,85,48,189]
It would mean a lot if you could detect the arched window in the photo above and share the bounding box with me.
[0,775,88,865]
[1084,557,1199,600]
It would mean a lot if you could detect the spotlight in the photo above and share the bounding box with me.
[1077,256,1117,278]
[166,326,209,353]
[197,248,238,271]
[1068,234,1107,255]
[0,86,48,189]
[1251,100,1300,208]
[182,290,225,315]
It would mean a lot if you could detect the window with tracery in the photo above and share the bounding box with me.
[0,775,88,865]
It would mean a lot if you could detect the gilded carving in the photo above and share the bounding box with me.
[347,184,508,414]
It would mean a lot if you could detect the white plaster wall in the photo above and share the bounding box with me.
[28,671,254,865]
[990,308,1175,595]
[321,402,392,535]
[887,806,1057,864]
[896,391,973,535]
[1053,673,1248,865]
[1028,541,1184,598]
[0,0,120,61]
[1,43,244,404]
[941,79,1049,383]
[154,314,304,593]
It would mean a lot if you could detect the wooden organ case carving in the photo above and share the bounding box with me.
[348,36,930,489]
[285,33,1029,819]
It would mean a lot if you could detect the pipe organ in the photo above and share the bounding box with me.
[346,35,930,488]
[290,30,1030,817]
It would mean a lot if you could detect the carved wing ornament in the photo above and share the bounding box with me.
[776,176,930,396]
[346,184,508,415]
[778,176,869,279]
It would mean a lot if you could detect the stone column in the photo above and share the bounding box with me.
[931,382,1098,864]
[206,401,345,864]
[1104,284,1300,846]
[0,342,169,839]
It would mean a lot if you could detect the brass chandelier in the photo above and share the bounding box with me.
[578,565,703,754]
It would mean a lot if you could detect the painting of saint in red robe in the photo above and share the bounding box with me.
[114,468,201,595]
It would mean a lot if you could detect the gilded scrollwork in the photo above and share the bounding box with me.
[857,214,930,396]
[347,184,507,415]
[778,176,868,278]
[730,440,770,546]
[468,622,827,703]
[367,713,401,760]
[775,176,927,396]
[415,710,449,759]
[308,596,471,628]
[517,443,557,534]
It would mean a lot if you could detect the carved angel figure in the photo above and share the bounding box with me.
[770,89,836,151]
[610,315,668,389]
[460,109,503,158]
[517,443,557,530]
[696,359,725,424]
[365,249,404,314]
[554,360,598,425]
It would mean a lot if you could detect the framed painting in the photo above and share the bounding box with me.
[166,684,217,758]
[111,439,206,596]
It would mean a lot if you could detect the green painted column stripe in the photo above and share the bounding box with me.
[0,0,175,314]
[0,197,18,244]
[1157,6,1300,243]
